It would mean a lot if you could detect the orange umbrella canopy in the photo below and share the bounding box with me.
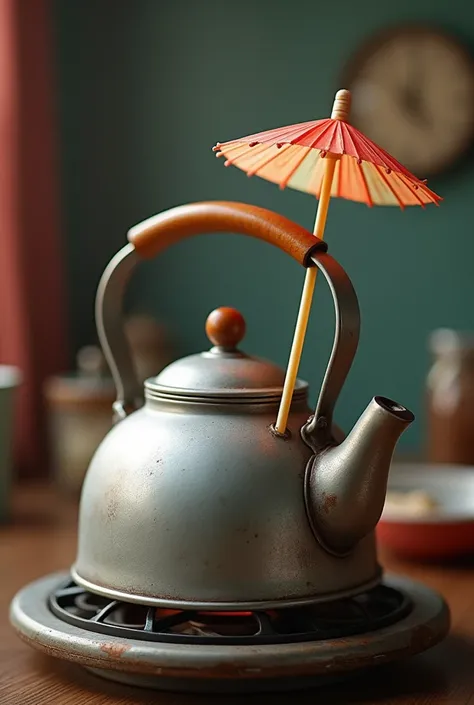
[213,116,441,208]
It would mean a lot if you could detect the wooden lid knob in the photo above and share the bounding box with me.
[205,307,246,349]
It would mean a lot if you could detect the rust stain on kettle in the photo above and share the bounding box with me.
[106,498,119,521]
[100,642,130,658]
[322,492,338,514]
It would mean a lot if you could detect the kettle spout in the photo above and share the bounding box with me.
[305,396,414,554]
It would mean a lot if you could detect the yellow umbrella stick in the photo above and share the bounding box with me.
[274,90,351,435]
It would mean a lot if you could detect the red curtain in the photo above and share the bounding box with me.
[0,0,67,478]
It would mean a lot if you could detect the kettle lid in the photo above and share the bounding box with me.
[145,307,307,401]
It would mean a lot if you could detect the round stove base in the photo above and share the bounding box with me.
[86,665,346,692]
[10,572,449,694]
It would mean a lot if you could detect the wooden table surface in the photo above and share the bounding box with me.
[1,484,474,705]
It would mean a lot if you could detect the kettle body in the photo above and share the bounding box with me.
[74,383,379,608]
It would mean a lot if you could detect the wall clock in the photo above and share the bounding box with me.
[342,26,474,177]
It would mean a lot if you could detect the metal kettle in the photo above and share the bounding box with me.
[72,201,413,610]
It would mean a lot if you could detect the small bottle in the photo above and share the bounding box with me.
[426,329,474,465]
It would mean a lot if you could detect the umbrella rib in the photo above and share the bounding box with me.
[348,124,395,170]
[358,132,440,204]
[398,173,426,207]
[357,127,412,174]
[367,137,423,179]
[280,147,314,188]
[396,170,441,205]
[373,165,405,208]
[223,146,270,167]
[355,126,426,182]
[305,120,337,149]
[336,158,343,198]
[246,143,292,176]
[285,121,330,144]
[279,119,332,147]
[413,179,442,204]
[218,144,265,162]
[424,188,442,205]
[261,119,323,140]
[228,119,325,147]
[340,122,361,160]
[357,162,373,207]
[216,141,257,154]
[336,121,345,154]
[358,132,393,170]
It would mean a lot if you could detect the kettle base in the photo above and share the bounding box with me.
[10,572,449,693]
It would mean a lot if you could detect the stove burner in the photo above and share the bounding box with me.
[11,573,450,693]
[49,579,412,645]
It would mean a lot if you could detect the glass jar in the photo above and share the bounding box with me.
[44,347,115,495]
[426,328,474,465]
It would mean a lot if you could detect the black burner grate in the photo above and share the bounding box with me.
[49,580,412,646]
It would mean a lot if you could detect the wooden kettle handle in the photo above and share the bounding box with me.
[128,201,327,264]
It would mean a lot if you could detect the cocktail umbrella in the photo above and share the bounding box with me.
[213,90,441,434]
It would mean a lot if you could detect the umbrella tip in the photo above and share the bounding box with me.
[331,89,351,122]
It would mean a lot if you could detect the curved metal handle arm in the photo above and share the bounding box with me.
[301,252,360,451]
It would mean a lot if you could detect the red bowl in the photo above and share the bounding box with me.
[377,519,474,560]
[377,464,474,561]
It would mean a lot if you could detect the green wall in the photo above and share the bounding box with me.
[53,0,474,451]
